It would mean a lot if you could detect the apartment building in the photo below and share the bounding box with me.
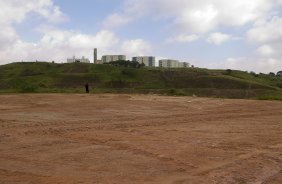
[159,59,179,68]
[132,56,155,67]
[101,55,126,63]
[178,62,190,68]
[67,56,90,63]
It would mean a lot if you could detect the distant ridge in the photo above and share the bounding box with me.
[0,62,281,100]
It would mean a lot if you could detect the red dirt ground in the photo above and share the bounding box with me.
[0,94,281,184]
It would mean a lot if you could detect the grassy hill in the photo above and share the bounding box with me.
[0,62,282,100]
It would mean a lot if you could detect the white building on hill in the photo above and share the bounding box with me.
[178,62,190,68]
[159,59,190,68]
[132,56,155,67]
[159,59,179,68]
[101,55,126,63]
[67,56,90,63]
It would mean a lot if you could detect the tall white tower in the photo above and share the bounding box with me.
[94,48,97,64]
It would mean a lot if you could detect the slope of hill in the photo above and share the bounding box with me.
[0,62,281,100]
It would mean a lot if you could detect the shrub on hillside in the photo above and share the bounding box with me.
[106,60,144,68]
[17,82,38,93]
[20,69,44,76]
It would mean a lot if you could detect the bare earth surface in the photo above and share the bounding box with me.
[0,94,281,184]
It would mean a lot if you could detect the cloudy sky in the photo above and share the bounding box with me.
[1,0,282,73]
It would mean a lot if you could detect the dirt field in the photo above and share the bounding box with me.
[0,94,281,184]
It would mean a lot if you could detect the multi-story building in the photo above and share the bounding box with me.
[93,48,98,64]
[67,56,90,63]
[132,56,155,67]
[178,62,190,68]
[101,55,126,63]
[159,59,190,68]
[159,59,179,68]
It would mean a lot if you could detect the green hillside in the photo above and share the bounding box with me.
[0,62,282,100]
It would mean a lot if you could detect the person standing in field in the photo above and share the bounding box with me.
[85,83,89,93]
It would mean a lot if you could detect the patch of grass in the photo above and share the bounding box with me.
[17,81,38,93]
[257,94,282,101]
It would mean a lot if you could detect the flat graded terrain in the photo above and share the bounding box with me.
[0,94,281,184]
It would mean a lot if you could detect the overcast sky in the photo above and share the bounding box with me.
[0,0,282,73]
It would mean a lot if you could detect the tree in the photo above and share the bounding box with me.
[140,62,145,68]
[107,60,144,68]
[226,69,232,75]
[269,72,276,76]
[277,71,282,77]
[250,71,258,77]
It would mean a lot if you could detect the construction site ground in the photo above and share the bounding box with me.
[0,94,281,184]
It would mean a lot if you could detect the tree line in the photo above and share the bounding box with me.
[105,60,145,68]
